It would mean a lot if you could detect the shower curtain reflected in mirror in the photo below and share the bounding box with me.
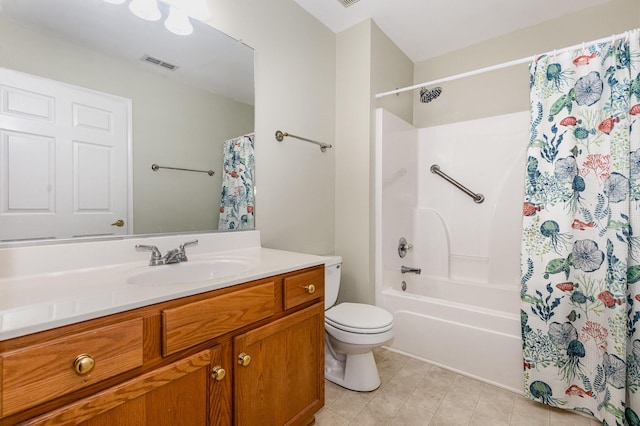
[218,134,255,230]
[521,29,640,424]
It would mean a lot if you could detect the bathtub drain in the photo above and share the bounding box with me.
[401,281,407,291]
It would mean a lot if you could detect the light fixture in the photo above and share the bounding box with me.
[128,0,161,22]
[106,0,210,36]
[164,6,193,36]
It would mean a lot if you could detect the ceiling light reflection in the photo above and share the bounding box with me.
[164,6,193,36]
[128,0,161,22]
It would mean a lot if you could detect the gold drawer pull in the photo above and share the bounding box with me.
[303,284,316,294]
[237,352,251,367]
[73,354,95,375]
[211,365,226,381]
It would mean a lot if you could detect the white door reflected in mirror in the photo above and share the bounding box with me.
[0,68,131,241]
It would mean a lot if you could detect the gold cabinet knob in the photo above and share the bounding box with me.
[111,219,125,227]
[303,284,316,294]
[73,354,95,375]
[237,352,251,367]
[211,365,226,381]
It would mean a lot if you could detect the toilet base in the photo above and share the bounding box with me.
[324,342,381,392]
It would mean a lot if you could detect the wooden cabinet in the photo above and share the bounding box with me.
[235,303,324,426]
[1,318,144,417]
[21,348,219,426]
[283,267,324,310]
[162,281,276,356]
[0,265,324,426]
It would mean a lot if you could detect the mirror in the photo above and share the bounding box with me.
[0,0,255,244]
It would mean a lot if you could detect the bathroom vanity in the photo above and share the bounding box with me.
[0,231,325,425]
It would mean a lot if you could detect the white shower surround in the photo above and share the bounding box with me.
[374,108,530,392]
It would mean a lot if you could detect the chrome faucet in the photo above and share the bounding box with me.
[136,244,164,266]
[164,240,198,264]
[401,266,421,274]
[136,239,198,266]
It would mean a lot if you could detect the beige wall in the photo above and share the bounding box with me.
[413,0,640,127]
[7,0,632,302]
[347,0,639,304]
[0,0,336,251]
[208,0,336,255]
[200,1,638,299]
[335,21,373,303]
[0,15,254,234]
[372,25,414,125]
[334,20,413,304]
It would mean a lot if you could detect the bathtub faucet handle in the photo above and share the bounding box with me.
[398,237,413,258]
[401,266,421,274]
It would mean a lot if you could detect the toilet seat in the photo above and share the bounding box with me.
[325,303,393,334]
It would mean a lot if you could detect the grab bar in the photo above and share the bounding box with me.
[151,163,214,176]
[275,130,332,152]
[430,164,484,204]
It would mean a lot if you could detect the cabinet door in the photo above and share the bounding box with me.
[21,348,227,426]
[234,303,324,426]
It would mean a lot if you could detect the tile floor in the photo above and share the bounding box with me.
[315,347,603,426]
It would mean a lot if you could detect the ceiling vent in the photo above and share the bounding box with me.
[141,55,179,71]
[337,0,360,7]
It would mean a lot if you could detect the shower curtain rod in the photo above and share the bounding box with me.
[375,29,636,99]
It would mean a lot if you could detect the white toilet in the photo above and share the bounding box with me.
[324,256,394,391]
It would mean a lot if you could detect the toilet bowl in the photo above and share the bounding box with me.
[323,256,393,391]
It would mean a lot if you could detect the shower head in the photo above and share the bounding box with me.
[419,86,442,103]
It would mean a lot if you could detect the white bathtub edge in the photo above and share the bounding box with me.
[380,305,524,391]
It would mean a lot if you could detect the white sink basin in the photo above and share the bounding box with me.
[127,259,253,286]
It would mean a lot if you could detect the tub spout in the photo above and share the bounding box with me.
[401,266,421,274]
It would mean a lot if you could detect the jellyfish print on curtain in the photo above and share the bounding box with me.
[218,134,255,230]
[521,29,640,425]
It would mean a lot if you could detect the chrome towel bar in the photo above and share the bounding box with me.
[151,163,214,176]
[430,164,484,204]
[275,130,332,152]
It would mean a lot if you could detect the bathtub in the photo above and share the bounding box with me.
[374,108,529,393]
[377,276,524,393]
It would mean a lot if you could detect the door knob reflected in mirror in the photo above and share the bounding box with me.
[111,219,125,227]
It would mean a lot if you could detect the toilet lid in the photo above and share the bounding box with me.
[325,303,393,333]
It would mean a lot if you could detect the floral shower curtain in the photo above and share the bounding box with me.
[521,30,640,425]
[218,134,255,230]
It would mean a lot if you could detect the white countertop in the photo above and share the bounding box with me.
[0,231,327,341]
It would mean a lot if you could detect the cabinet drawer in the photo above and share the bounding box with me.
[162,281,275,356]
[1,318,143,416]
[283,266,324,310]
[20,349,214,426]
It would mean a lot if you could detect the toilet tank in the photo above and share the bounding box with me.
[324,256,342,309]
